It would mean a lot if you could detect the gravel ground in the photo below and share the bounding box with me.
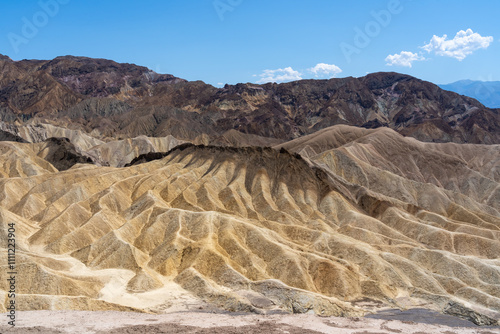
[0,310,499,334]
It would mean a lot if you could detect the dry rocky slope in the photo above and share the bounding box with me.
[1,54,499,144]
[0,121,187,167]
[0,125,499,326]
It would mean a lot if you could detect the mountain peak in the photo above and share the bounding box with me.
[0,53,12,61]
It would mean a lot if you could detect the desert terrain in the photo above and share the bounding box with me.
[0,55,499,332]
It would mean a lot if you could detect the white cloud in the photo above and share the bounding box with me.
[421,29,493,61]
[256,67,302,84]
[308,63,342,78]
[385,51,425,68]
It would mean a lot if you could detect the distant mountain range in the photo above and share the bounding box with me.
[1,54,499,144]
[440,80,500,108]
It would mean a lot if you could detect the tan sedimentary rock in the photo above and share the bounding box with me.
[0,121,188,167]
[0,126,498,324]
[85,135,186,167]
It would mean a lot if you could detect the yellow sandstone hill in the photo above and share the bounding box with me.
[0,125,499,325]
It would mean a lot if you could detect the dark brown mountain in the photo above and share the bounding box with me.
[37,55,185,98]
[0,54,498,144]
[0,54,184,121]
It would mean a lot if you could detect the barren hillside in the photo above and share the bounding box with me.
[0,126,498,325]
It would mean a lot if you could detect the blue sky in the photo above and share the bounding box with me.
[1,0,499,86]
